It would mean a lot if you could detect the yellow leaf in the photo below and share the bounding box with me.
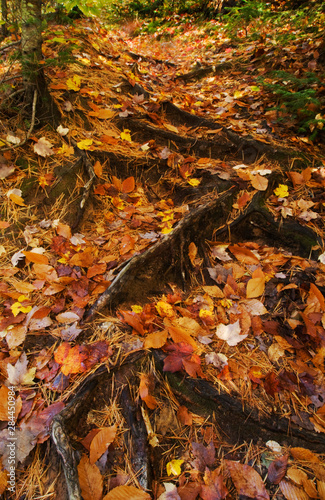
[246,277,265,298]
[66,75,81,91]
[274,184,289,198]
[38,176,49,188]
[199,309,213,318]
[120,129,132,142]
[9,193,26,206]
[161,226,173,234]
[166,459,184,476]
[234,90,243,98]
[156,301,174,318]
[77,139,93,150]
[188,178,201,187]
[131,305,143,314]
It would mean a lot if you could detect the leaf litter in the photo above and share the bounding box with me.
[0,9,325,500]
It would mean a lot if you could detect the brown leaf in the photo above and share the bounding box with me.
[89,425,117,464]
[290,447,320,463]
[267,455,288,484]
[103,485,151,500]
[177,406,193,426]
[225,460,269,500]
[78,454,103,500]
[251,173,268,191]
[279,479,309,500]
[201,468,228,500]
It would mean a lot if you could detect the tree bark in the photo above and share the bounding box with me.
[1,0,8,38]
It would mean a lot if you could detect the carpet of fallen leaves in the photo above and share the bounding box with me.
[0,9,325,500]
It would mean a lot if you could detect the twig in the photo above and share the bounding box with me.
[0,40,20,53]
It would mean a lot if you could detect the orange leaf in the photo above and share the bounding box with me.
[0,221,10,228]
[167,324,197,349]
[177,406,192,425]
[94,161,102,177]
[139,373,157,409]
[78,454,103,500]
[287,171,304,188]
[23,251,49,265]
[119,235,134,255]
[309,283,325,311]
[111,175,122,191]
[56,222,71,239]
[246,277,265,298]
[290,448,320,463]
[229,245,259,265]
[89,425,117,464]
[188,242,197,266]
[96,108,115,119]
[103,485,151,500]
[9,193,26,206]
[144,330,168,349]
[121,176,135,193]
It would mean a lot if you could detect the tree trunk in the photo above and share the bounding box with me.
[1,0,8,38]
[20,0,60,124]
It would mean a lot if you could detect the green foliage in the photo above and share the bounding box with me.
[259,71,323,139]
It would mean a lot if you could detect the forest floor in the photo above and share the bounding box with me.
[0,9,325,500]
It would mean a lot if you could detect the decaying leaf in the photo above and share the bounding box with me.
[226,460,269,499]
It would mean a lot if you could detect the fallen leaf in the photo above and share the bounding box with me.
[215,321,248,346]
[166,459,184,476]
[7,352,36,386]
[103,485,151,500]
[225,460,269,500]
[34,137,54,157]
[89,425,117,464]
[78,454,103,500]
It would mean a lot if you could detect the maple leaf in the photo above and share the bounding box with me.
[120,129,132,141]
[7,352,36,386]
[77,139,93,150]
[66,75,81,91]
[166,459,184,476]
[56,124,69,136]
[201,468,228,500]
[34,137,54,157]
[215,320,248,346]
[11,295,32,316]
[157,483,181,500]
[274,184,289,198]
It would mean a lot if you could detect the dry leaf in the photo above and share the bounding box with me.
[78,454,103,500]
[89,425,117,464]
[226,460,269,500]
[103,485,151,500]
